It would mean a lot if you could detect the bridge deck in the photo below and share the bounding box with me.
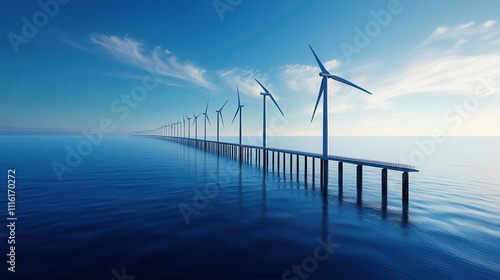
[152,136,419,173]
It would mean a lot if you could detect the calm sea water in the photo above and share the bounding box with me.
[0,135,499,279]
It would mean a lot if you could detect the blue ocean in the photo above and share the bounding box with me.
[0,135,499,279]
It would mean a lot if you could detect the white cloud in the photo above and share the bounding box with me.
[216,67,268,98]
[60,37,88,52]
[281,59,340,95]
[354,20,500,109]
[484,20,496,28]
[369,54,500,108]
[419,20,500,48]
[88,34,215,90]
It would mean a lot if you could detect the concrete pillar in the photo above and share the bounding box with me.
[312,158,315,185]
[283,153,286,176]
[277,152,280,172]
[338,162,343,197]
[356,165,362,201]
[304,156,308,183]
[320,160,323,185]
[402,172,409,204]
[382,168,388,201]
[272,151,275,172]
[322,160,328,187]
[296,154,299,181]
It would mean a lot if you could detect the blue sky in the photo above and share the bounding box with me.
[1,0,500,136]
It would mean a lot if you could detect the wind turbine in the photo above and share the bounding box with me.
[231,86,244,147]
[202,101,211,141]
[216,100,228,142]
[185,115,192,138]
[309,45,373,159]
[177,118,181,137]
[255,78,284,149]
[183,116,186,138]
[192,112,201,139]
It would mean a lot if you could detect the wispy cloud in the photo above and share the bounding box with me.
[419,20,500,48]
[281,59,340,95]
[368,54,500,108]
[357,20,500,109]
[88,34,215,90]
[280,58,374,114]
[60,37,88,52]
[276,20,500,115]
[216,67,268,98]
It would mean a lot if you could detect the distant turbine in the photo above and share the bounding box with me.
[183,115,186,138]
[255,78,284,149]
[185,115,192,138]
[216,99,229,143]
[173,119,176,137]
[231,86,244,146]
[193,112,201,139]
[202,100,211,141]
[309,45,372,159]
[177,118,181,137]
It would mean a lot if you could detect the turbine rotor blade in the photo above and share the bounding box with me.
[231,107,240,125]
[205,100,209,114]
[268,94,285,117]
[220,99,228,111]
[237,86,241,106]
[330,75,373,95]
[309,45,331,75]
[220,112,225,128]
[311,77,326,122]
[254,78,269,94]
[206,114,211,125]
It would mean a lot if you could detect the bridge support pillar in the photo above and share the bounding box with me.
[338,162,343,197]
[382,168,388,200]
[402,172,409,204]
[356,165,362,203]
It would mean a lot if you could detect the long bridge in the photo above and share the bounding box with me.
[131,134,419,209]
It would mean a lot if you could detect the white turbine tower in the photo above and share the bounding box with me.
[202,101,211,141]
[192,112,201,140]
[176,118,181,137]
[309,45,373,159]
[231,86,244,147]
[183,116,186,138]
[185,115,192,138]
[216,100,228,143]
[255,78,284,149]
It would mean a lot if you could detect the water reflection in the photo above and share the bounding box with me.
[193,140,410,228]
[321,183,329,242]
[262,172,267,218]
